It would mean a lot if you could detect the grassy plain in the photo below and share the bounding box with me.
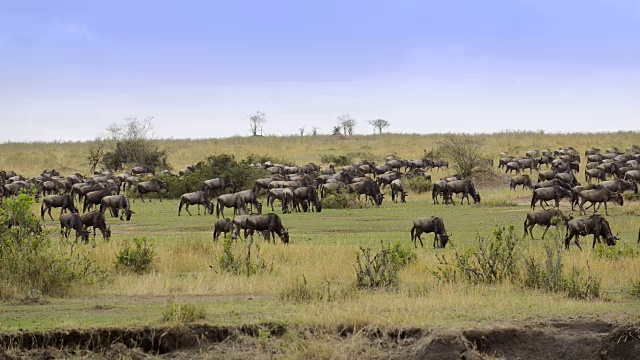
[2,132,640,338]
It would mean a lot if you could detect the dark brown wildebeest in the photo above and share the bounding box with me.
[347,181,384,206]
[281,188,294,214]
[136,179,168,202]
[202,178,235,196]
[390,179,407,203]
[72,182,105,203]
[319,181,346,199]
[596,162,622,179]
[432,160,448,170]
[293,186,321,212]
[80,210,111,241]
[131,166,155,176]
[100,195,134,221]
[178,191,213,216]
[41,194,77,221]
[213,218,233,241]
[576,188,623,216]
[124,176,139,192]
[498,157,514,170]
[555,172,579,187]
[523,209,572,239]
[59,213,90,243]
[565,215,617,250]
[505,161,521,174]
[533,179,572,190]
[585,168,606,184]
[510,175,532,191]
[376,171,402,189]
[599,179,638,194]
[625,170,640,182]
[431,180,447,204]
[530,186,572,210]
[236,189,262,214]
[83,189,114,213]
[410,216,450,248]
[537,169,557,182]
[443,179,480,205]
[516,158,538,173]
[216,193,248,218]
[245,213,289,244]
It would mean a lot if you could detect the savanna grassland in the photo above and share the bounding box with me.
[2,131,640,358]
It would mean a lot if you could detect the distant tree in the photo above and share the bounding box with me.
[249,111,267,136]
[86,144,104,174]
[299,126,305,137]
[100,117,167,172]
[332,126,342,135]
[368,119,390,134]
[337,114,356,135]
[311,127,319,136]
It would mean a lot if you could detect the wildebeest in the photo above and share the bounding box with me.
[202,178,235,196]
[624,170,640,182]
[136,179,168,202]
[80,210,111,241]
[530,186,572,210]
[410,216,450,248]
[216,193,248,218]
[293,186,322,212]
[178,191,213,216]
[443,179,480,205]
[347,181,384,206]
[533,179,572,190]
[59,213,90,243]
[537,169,557,182]
[576,188,623,216]
[376,171,402,189]
[510,175,532,191]
[100,195,134,221]
[523,209,572,240]
[213,218,233,241]
[390,179,407,203]
[565,215,618,250]
[236,189,263,214]
[585,168,606,184]
[504,161,521,174]
[83,189,114,213]
[516,158,538,173]
[431,180,448,204]
[319,182,345,199]
[599,179,638,194]
[131,166,155,176]
[41,194,77,221]
[281,188,294,214]
[245,213,289,244]
[555,172,579,187]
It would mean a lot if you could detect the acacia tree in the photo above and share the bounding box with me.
[249,111,267,136]
[101,117,167,171]
[337,114,356,135]
[440,134,488,178]
[368,119,390,134]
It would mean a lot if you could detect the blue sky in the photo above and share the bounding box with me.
[1,0,639,141]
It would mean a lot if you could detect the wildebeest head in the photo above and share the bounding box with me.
[280,228,290,244]
[473,192,481,203]
[124,209,135,221]
[79,229,90,244]
[104,226,111,241]
[314,200,322,213]
[205,201,214,215]
[439,233,451,248]
[255,201,263,214]
[375,193,384,206]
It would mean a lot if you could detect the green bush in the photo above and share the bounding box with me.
[322,192,363,209]
[522,238,565,293]
[218,236,272,276]
[431,226,520,284]
[354,242,416,289]
[593,243,638,259]
[565,265,601,300]
[0,195,106,300]
[319,154,352,166]
[629,279,640,298]
[624,192,640,201]
[162,301,206,324]
[115,237,156,274]
[404,176,432,194]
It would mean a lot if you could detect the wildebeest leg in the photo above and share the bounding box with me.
[603,201,608,216]
[433,234,439,248]
[541,224,551,240]
[48,207,54,221]
[574,235,582,251]
[186,204,193,216]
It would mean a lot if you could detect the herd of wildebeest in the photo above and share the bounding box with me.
[2,144,640,251]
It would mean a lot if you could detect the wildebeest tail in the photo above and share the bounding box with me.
[523,217,528,238]
[530,192,536,209]
[410,225,416,241]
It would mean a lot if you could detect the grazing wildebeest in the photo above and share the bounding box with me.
[59,213,90,243]
[510,175,532,191]
[100,195,134,221]
[245,213,289,244]
[390,179,408,203]
[216,193,248,218]
[236,189,262,214]
[281,188,294,214]
[83,189,114,213]
[213,218,233,241]
[348,181,384,206]
[530,186,572,210]
[80,211,111,241]
[505,161,521,174]
[585,168,606,184]
[523,209,572,240]
[202,178,235,196]
[41,194,77,221]
[293,186,322,212]
[444,179,480,205]
[136,179,168,202]
[376,171,402,189]
[577,188,623,216]
[131,166,155,176]
[178,191,213,216]
[410,216,450,248]
[624,170,640,182]
[599,179,638,194]
[565,215,618,250]
[267,188,286,211]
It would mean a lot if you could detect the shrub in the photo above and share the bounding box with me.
[319,154,353,166]
[115,237,156,274]
[593,243,638,259]
[624,192,640,201]
[629,279,640,298]
[404,176,432,194]
[162,301,206,324]
[322,192,363,209]
[522,238,565,293]
[431,226,520,285]
[481,199,518,207]
[565,264,601,300]
[354,242,416,289]
[218,236,272,276]
[0,195,106,300]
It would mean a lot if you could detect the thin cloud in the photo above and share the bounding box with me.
[48,21,103,45]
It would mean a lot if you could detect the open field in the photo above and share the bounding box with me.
[2,132,640,358]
